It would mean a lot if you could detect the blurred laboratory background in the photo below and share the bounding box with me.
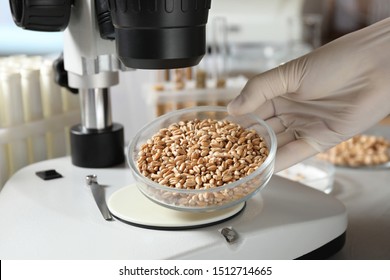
[1,0,390,187]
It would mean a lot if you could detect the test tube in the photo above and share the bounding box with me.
[174,68,185,90]
[212,17,228,90]
[61,87,80,156]
[0,66,10,187]
[40,59,66,159]
[20,66,44,121]
[174,69,185,110]
[0,66,7,127]
[20,66,47,163]
[194,62,211,118]
[154,70,168,117]
[40,59,63,117]
[0,143,8,189]
[303,14,323,50]
[185,67,193,80]
[0,70,29,175]
[61,87,80,112]
[211,17,229,107]
[195,71,206,90]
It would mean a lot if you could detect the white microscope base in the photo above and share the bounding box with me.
[0,157,347,260]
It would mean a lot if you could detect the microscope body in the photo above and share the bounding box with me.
[64,0,124,167]
[9,0,211,168]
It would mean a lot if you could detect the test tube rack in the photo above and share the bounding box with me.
[0,55,80,189]
[143,75,247,119]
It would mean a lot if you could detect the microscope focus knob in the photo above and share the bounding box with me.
[9,0,72,31]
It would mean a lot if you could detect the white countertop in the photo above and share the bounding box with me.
[329,167,390,259]
[0,156,349,260]
[0,124,389,260]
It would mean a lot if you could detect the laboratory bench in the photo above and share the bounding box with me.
[0,123,389,260]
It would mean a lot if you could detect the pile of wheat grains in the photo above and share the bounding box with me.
[137,118,269,191]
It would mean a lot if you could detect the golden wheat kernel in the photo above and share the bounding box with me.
[193,165,201,174]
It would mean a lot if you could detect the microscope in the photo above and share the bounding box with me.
[9,0,211,168]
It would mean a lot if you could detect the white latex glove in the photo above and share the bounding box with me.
[228,18,390,172]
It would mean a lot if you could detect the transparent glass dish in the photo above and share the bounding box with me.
[127,106,277,212]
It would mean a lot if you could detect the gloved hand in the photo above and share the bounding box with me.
[228,18,390,172]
